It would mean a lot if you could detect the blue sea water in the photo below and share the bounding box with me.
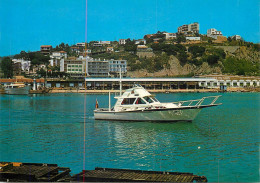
[0,92,259,182]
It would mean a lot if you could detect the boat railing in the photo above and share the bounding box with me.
[172,95,222,107]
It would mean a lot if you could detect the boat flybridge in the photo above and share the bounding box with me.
[94,84,222,122]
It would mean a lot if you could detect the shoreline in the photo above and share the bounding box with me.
[1,88,259,94]
[47,88,259,93]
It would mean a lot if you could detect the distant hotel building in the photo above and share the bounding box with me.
[57,56,127,77]
[87,58,127,77]
[178,22,199,34]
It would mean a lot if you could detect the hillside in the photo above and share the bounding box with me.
[126,45,260,77]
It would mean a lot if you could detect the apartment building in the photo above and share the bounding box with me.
[178,22,199,34]
[12,58,31,74]
[40,45,52,55]
[109,60,127,74]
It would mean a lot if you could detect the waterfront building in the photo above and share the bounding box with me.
[87,59,109,77]
[59,56,86,78]
[178,22,199,34]
[109,60,127,75]
[40,45,52,55]
[44,77,260,90]
[87,58,127,77]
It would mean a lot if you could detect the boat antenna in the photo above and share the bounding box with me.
[120,66,122,96]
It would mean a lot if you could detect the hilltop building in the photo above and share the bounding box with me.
[207,28,223,39]
[106,47,114,53]
[40,45,52,55]
[136,45,154,58]
[135,39,147,45]
[119,39,127,45]
[163,32,177,40]
[231,35,242,40]
[178,22,199,34]
[76,43,86,47]
[93,41,111,47]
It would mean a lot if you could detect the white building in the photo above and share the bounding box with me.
[12,59,31,72]
[93,41,111,47]
[119,39,127,45]
[76,43,86,47]
[50,51,67,67]
[163,32,177,40]
[109,60,127,74]
[231,35,241,40]
[186,37,201,41]
[135,39,147,45]
[178,22,199,34]
[207,28,223,39]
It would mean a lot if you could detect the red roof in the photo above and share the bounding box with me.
[41,45,52,47]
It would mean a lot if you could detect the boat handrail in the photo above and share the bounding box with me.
[172,95,222,107]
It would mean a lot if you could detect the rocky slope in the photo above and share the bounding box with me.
[127,46,259,77]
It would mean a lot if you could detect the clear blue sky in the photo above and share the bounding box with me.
[0,0,259,56]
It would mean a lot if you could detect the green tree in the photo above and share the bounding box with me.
[1,57,13,78]
[176,33,186,43]
[178,51,188,64]
[206,55,220,65]
[188,46,205,57]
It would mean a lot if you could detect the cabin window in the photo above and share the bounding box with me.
[135,98,146,104]
[151,97,159,102]
[121,98,136,105]
[143,96,154,103]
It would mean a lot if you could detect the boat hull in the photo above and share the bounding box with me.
[94,108,202,122]
[4,86,30,95]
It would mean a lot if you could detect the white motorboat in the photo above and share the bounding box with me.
[4,82,31,95]
[94,84,222,122]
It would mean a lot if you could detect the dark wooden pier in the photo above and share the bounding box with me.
[0,162,207,182]
[0,162,71,182]
[72,167,208,182]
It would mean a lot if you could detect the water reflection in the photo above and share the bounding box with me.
[0,93,259,182]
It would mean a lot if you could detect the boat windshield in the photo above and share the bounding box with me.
[135,98,146,104]
[121,98,136,105]
[143,96,154,103]
[151,97,159,102]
